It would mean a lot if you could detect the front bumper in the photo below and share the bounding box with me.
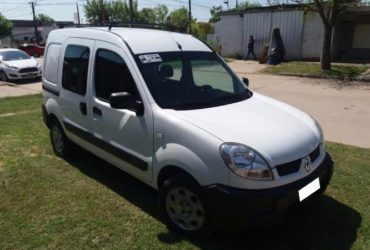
[202,153,334,231]
[5,69,42,80]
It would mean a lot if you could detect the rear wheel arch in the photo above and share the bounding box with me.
[45,113,60,129]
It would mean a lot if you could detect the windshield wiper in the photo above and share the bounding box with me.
[165,100,214,110]
[212,93,249,103]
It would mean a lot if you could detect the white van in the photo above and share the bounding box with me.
[42,27,333,236]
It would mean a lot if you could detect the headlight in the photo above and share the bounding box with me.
[36,63,41,68]
[220,143,273,181]
[8,65,18,70]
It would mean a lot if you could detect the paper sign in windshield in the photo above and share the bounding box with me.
[139,54,162,63]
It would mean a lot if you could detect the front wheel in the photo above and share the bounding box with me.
[50,120,74,158]
[1,71,8,82]
[159,174,214,237]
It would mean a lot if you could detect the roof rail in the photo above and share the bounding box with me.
[76,22,187,33]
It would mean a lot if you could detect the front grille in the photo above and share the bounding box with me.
[276,159,301,176]
[309,146,320,163]
[19,67,38,73]
[275,145,321,177]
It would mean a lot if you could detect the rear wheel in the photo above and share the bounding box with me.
[159,174,213,237]
[50,120,74,158]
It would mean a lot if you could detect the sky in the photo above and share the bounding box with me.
[0,0,267,23]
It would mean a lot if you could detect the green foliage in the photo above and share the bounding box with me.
[84,0,138,24]
[153,4,169,24]
[36,13,55,26]
[166,7,191,30]
[209,5,222,23]
[235,1,262,10]
[0,13,12,38]
[191,22,213,41]
[138,8,156,23]
[264,61,368,79]
[84,1,169,25]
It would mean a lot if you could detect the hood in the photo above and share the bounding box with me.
[167,93,320,166]
[4,58,38,68]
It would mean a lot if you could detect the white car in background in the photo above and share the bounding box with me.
[0,48,42,82]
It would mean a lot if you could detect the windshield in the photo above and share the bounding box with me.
[137,52,252,110]
[0,50,30,61]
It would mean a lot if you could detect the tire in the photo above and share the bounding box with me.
[159,174,214,237]
[1,71,8,82]
[49,120,74,158]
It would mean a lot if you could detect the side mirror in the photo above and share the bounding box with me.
[109,92,144,116]
[242,77,249,87]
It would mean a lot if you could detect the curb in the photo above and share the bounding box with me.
[0,81,18,87]
[276,73,370,83]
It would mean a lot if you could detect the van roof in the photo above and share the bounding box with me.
[47,27,212,55]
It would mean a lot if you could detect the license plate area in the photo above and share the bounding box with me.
[298,178,320,202]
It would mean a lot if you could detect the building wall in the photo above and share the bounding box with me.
[213,15,244,57]
[12,25,58,43]
[212,10,305,60]
[302,13,324,60]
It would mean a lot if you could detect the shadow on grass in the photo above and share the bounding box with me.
[67,148,361,250]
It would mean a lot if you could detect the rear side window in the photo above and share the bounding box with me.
[44,44,61,84]
[62,45,90,95]
[94,49,138,101]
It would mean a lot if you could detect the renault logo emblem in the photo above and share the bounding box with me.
[304,157,312,172]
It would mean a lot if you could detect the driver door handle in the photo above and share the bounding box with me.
[79,102,87,115]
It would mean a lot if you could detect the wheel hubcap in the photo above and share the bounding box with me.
[166,187,205,231]
[51,126,64,153]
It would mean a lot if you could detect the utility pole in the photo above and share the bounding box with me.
[30,1,39,43]
[188,0,192,34]
[100,0,104,24]
[129,0,134,23]
[236,0,239,9]
[76,3,81,25]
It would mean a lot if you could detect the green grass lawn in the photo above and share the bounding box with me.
[0,95,369,249]
[264,62,368,79]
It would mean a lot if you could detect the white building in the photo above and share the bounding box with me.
[208,5,370,61]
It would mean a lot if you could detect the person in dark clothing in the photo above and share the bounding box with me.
[245,35,257,60]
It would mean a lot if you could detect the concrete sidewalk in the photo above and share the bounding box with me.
[0,81,42,98]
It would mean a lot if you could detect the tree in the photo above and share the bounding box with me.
[36,13,55,26]
[84,0,139,24]
[267,0,360,70]
[236,1,262,10]
[0,13,12,38]
[153,4,168,24]
[139,8,156,23]
[191,22,213,41]
[166,7,192,31]
[209,5,222,23]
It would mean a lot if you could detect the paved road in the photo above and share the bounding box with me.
[1,60,369,148]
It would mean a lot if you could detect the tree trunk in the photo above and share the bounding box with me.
[320,25,333,70]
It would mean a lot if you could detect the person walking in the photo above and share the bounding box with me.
[245,35,257,60]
